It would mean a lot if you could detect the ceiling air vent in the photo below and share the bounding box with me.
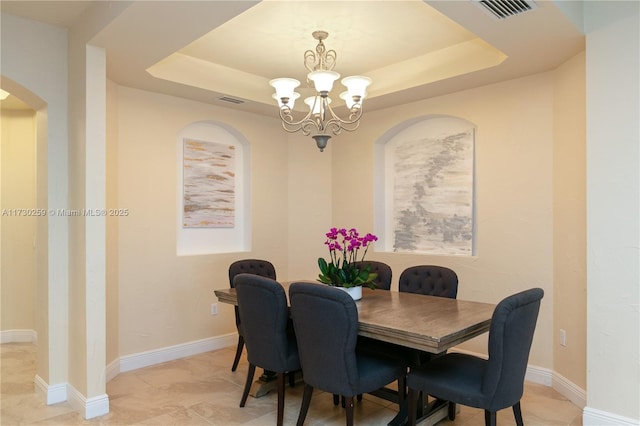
[474,0,538,20]
[218,96,245,105]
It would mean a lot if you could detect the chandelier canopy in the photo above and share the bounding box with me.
[270,31,372,152]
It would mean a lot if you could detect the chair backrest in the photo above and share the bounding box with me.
[228,259,277,328]
[289,282,360,396]
[483,288,544,411]
[353,260,392,290]
[398,265,458,298]
[234,274,294,372]
[229,259,276,288]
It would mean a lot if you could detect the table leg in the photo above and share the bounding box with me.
[387,392,449,426]
[249,370,277,398]
[249,370,302,398]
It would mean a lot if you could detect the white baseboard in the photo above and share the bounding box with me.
[67,384,109,420]
[583,407,640,425]
[1,329,37,343]
[34,374,67,404]
[553,371,586,408]
[116,333,237,377]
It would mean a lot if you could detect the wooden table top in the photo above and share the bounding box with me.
[215,281,495,354]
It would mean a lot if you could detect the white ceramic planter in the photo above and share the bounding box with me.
[337,285,362,301]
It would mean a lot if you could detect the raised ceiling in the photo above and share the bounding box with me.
[1,0,585,114]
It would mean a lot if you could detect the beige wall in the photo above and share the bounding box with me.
[2,12,69,388]
[553,52,586,390]
[321,72,558,369]
[106,79,120,366]
[585,1,639,420]
[1,109,37,333]
[113,86,289,357]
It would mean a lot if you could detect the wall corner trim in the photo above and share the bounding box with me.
[66,385,109,420]
[0,329,37,343]
[583,407,640,426]
[34,375,67,405]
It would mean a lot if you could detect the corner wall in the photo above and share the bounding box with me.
[553,51,586,394]
[584,1,639,422]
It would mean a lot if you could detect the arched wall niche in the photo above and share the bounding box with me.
[1,76,47,110]
[176,120,251,255]
[373,114,477,256]
[0,74,56,389]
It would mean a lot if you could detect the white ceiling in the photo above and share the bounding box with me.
[1,0,585,114]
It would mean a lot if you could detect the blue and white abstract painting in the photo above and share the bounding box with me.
[391,125,474,255]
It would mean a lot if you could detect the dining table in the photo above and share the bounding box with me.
[215,280,495,426]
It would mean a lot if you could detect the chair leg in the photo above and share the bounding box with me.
[397,375,406,406]
[231,335,244,372]
[277,373,285,426]
[484,410,497,426]
[333,394,340,406]
[407,388,418,426]
[239,363,256,407]
[513,401,524,426]
[296,384,314,426]
[344,396,355,426]
[357,394,363,402]
[289,371,296,387]
[448,402,456,420]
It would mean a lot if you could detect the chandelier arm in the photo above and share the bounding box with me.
[321,102,365,132]
[278,106,322,135]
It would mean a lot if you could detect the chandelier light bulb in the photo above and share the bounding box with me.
[342,76,372,99]
[340,91,366,109]
[304,95,331,115]
[272,92,300,109]
[269,78,300,105]
[308,70,340,94]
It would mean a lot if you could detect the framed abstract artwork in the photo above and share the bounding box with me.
[383,116,475,255]
[182,138,235,228]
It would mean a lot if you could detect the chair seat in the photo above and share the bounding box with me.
[408,353,487,408]
[354,351,406,396]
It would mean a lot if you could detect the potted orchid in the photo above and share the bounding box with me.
[317,227,379,299]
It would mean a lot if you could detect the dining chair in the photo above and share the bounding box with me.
[234,273,300,426]
[353,260,392,290]
[398,265,458,298]
[406,288,544,426]
[228,259,277,371]
[289,282,406,426]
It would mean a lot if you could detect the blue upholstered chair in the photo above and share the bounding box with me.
[406,288,544,426]
[353,260,392,290]
[289,282,406,426]
[228,259,277,371]
[398,265,458,298]
[234,274,300,426]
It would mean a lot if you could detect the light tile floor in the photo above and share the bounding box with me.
[1,343,583,425]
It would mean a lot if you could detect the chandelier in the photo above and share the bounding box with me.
[269,31,372,152]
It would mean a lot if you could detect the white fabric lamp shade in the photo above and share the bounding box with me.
[340,91,368,109]
[341,76,372,99]
[304,95,331,115]
[308,70,340,93]
[269,78,301,104]
[272,92,300,109]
